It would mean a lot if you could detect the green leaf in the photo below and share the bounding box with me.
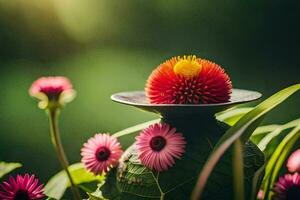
[116,145,161,198]
[0,162,22,179]
[88,193,107,200]
[233,139,244,200]
[113,119,160,138]
[251,163,265,200]
[108,137,263,200]
[100,168,121,200]
[250,125,280,144]
[262,124,300,199]
[192,83,300,200]
[217,107,253,126]
[87,183,108,200]
[257,118,300,151]
[44,163,104,199]
[252,125,281,137]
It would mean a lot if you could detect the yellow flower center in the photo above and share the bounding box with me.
[173,55,202,79]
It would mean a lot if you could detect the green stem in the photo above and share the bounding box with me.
[151,172,164,199]
[48,108,81,200]
[233,139,244,200]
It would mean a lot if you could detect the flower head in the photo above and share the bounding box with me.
[81,133,123,174]
[257,189,264,200]
[135,123,186,172]
[146,55,232,104]
[0,174,44,200]
[287,149,300,173]
[29,76,75,109]
[273,173,300,200]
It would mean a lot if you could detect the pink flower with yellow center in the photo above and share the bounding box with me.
[135,123,186,172]
[287,149,300,173]
[273,173,300,200]
[146,55,232,104]
[0,174,44,200]
[29,76,75,109]
[81,133,123,174]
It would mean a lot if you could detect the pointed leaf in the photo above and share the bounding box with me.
[192,84,300,200]
[44,163,104,199]
[251,163,265,200]
[252,125,281,137]
[262,124,300,199]
[113,119,160,138]
[233,139,245,200]
[217,107,253,126]
[0,162,22,179]
[87,183,108,200]
[257,118,300,151]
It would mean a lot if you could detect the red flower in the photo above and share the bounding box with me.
[0,174,44,200]
[146,55,232,104]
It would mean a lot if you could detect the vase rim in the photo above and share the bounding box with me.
[111,89,262,117]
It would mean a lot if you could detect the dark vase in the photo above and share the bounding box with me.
[103,89,265,200]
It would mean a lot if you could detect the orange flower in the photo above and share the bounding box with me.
[146,55,232,104]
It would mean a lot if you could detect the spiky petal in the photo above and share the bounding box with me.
[146,56,232,104]
[0,174,44,200]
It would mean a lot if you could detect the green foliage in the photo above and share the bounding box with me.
[262,124,300,199]
[87,182,108,200]
[0,162,22,179]
[233,139,245,200]
[100,121,264,200]
[216,107,253,126]
[44,163,104,199]
[117,146,161,198]
[256,119,300,152]
[251,125,281,145]
[251,163,266,200]
[88,193,107,200]
[192,84,300,199]
[113,119,160,138]
[248,117,300,199]
[100,145,162,199]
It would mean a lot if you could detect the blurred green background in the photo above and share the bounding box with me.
[0,0,299,190]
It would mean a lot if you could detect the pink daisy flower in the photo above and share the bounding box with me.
[81,133,123,174]
[29,76,75,109]
[135,123,186,172]
[287,149,300,173]
[273,173,300,200]
[0,174,44,200]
